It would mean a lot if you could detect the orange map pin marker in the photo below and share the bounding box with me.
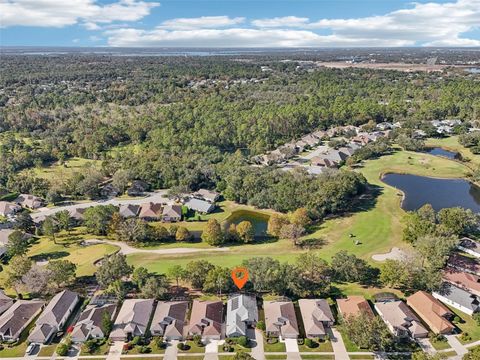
[231,267,249,290]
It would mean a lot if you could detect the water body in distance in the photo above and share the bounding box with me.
[425,147,460,160]
[382,173,480,212]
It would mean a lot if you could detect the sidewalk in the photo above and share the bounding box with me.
[329,328,349,360]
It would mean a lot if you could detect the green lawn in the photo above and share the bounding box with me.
[80,340,111,356]
[178,341,206,353]
[430,338,450,351]
[0,231,118,295]
[263,339,286,352]
[301,355,335,360]
[29,157,101,182]
[426,136,480,168]
[37,344,58,357]
[446,305,480,344]
[298,340,333,352]
[265,355,287,360]
[127,148,469,274]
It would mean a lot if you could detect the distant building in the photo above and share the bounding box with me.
[264,300,299,339]
[0,300,44,342]
[374,300,428,339]
[406,291,454,335]
[14,194,44,209]
[0,230,32,258]
[28,290,80,344]
[0,201,21,217]
[226,295,258,338]
[150,301,188,340]
[118,204,140,218]
[184,198,215,214]
[433,283,480,316]
[162,205,182,222]
[139,202,163,221]
[298,299,334,339]
[443,268,480,297]
[193,189,220,203]
[457,237,480,259]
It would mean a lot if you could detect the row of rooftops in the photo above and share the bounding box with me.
[253,124,391,170]
[0,194,44,217]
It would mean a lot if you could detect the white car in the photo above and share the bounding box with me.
[26,343,38,355]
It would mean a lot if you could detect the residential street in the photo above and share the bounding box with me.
[30,190,171,220]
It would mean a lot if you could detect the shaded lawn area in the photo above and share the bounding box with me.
[80,340,111,356]
[38,344,58,357]
[29,157,101,182]
[298,341,333,352]
[263,339,286,352]
[445,305,480,344]
[429,338,450,351]
[337,328,362,353]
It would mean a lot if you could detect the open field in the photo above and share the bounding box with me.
[27,157,102,182]
[126,149,468,274]
[318,61,454,72]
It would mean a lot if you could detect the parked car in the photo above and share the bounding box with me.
[26,343,38,355]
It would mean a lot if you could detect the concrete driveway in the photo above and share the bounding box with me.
[284,338,300,360]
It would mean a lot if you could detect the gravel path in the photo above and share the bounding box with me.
[85,239,230,255]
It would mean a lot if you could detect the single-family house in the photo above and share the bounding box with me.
[139,202,163,221]
[226,294,258,338]
[376,122,394,131]
[0,230,32,258]
[28,290,80,344]
[448,253,480,276]
[109,299,155,341]
[264,300,299,339]
[14,194,44,209]
[0,291,13,315]
[352,135,370,146]
[127,180,149,197]
[301,134,320,147]
[71,303,117,343]
[324,150,349,163]
[433,283,480,316]
[374,301,428,339]
[310,157,338,168]
[118,204,140,218]
[184,198,215,214]
[150,301,188,340]
[100,184,120,199]
[162,205,182,222]
[187,300,223,340]
[406,291,455,334]
[193,189,220,203]
[443,269,480,297]
[338,146,356,157]
[336,296,373,320]
[298,299,334,339]
[457,238,480,259]
[0,300,44,342]
[69,208,86,223]
[0,201,21,217]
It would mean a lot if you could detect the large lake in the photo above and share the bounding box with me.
[382,173,480,212]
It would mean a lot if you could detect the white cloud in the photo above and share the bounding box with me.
[105,0,480,47]
[0,0,159,28]
[251,16,309,28]
[158,16,245,30]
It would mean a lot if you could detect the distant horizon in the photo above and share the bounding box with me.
[1,0,479,48]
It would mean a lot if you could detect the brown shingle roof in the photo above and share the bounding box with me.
[336,296,373,319]
[188,300,223,337]
[264,300,299,338]
[443,268,480,296]
[406,291,455,335]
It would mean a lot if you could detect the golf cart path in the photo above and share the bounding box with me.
[86,239,230,255]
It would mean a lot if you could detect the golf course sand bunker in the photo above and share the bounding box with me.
[372,247,409,262]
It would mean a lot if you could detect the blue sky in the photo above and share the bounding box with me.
[1,0,479,47]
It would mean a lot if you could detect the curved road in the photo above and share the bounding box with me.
[31,190,171,220]
[85,239,230,255]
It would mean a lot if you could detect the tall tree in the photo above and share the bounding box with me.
[184,260,215,289]
[236,221,254,243]
[55,210,72,234]
[202,219,224,246]
[96,253,133,288]
[42,216,57,244]
[46,260,77,291]
[6,230,29,258]
[168,265,185,288]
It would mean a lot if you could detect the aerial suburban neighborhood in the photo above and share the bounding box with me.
[1,1,480,359]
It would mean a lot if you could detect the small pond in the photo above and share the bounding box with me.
[425,147,460,160]
[382,173,480,212]
[224,209,269,237]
